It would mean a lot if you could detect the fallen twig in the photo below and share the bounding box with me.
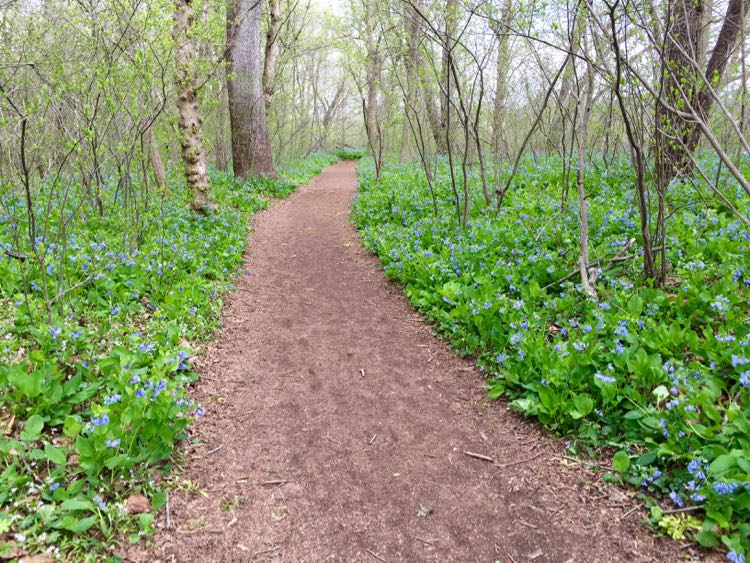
[416,537,435,546]
[259,479,288,487]
[663,505,703,515]
[620,503,643,520]
[366,548,387,562]
[463,450,495,463]
[560,455,615,472]
[253,546,281,557]
[495,451,544,469]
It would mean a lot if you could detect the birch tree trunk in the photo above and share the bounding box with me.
[227,0,279,179]
[172,0,213,212]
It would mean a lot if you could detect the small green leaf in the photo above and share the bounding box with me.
[572,394,594,418]
[612,450,631,473]
[44,444,67,465]
[20,415,44,441]
[59,498,93,512]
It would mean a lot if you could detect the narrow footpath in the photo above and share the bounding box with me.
[148,162,686,562]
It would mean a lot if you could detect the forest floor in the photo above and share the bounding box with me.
[141,162,690,562]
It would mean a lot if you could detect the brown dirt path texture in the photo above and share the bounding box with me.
[147,162,690,562]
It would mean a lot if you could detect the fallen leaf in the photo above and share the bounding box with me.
[417,505,433,519]
[125,494,150,514]
[527,549,543,560]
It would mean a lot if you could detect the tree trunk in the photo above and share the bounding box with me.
[400,0,421,162]
[653,0,749,283]
[144,126,168,192]
[363,3,383,178]
[491,0,512,156]
[655,0,750,191]
[227,0,279,179]
[263,0,281,110]
[172,0,213,212]
[438,0,458,153]
[575,33,596,299]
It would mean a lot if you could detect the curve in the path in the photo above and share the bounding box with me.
[149,162,684,562]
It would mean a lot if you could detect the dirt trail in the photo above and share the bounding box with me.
[148,162,685,562]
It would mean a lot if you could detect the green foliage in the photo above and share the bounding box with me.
[0,153,337,558]
[334,147,367,160]
[352,156,750,556]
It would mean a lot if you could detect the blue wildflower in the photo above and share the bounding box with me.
[91,414,109,426]
[595,372,616,384]
[668,491,684,508]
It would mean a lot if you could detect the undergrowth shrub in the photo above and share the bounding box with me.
[0,152,337,559]
[352,157,750,557]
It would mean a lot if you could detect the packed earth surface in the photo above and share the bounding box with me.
[142,163,693,562]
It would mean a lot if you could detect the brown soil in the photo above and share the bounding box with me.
[145,162,691,562]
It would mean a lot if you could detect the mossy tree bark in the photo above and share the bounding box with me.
[173,0,213,212]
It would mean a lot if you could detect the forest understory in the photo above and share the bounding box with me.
[2,0,750,560]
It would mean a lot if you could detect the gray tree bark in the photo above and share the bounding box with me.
[400,0,421,162]
[227,0,279,179]
[263,0,282,110]
[490,0,512,156]
[145,126,168,192]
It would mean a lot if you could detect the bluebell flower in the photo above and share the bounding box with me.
[103,394,121,405]
[509,333,524,346]
[595,372,616,384]
[714,481,738,495]
[91,414,109,426]
[687,458,707,480]
[50,328,62,339]
[139,343,155,352]
[111,306,121,316]
[105,438,120,448]
[49,482,61,492]
[727,551,745,563]
[93,495,106,510]
[495,353,509,365]
[668,491,684,508]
